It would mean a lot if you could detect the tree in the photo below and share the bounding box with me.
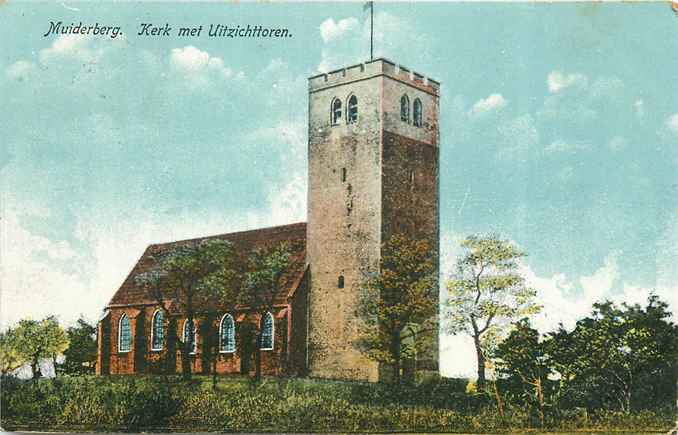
[494,319,550,427]
[545,295,678,413]
[238,242,291,383]
[59,317,97,375]
[356,233,437,384]
[12,316,69,379]
[136,239,240,380]
[446,234,541,392]
[0,328,25,376]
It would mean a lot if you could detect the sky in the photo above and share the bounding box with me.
[1,2,677,378]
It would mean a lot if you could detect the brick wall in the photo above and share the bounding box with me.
[100,305,304,377]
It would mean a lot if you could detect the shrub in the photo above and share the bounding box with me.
[1,375,674,432]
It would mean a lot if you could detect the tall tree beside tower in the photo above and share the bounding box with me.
[356,234,437,384]
[446,234,541,392]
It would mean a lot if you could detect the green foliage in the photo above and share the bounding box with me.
[494,319,552,426]
[544,294,678,413]
[9,316,69,379]
[135,238,240,379]
[59,317,97,376]
[446,234,541,390]
[356,233,437,383]
[0,328,25,375]
[1,375,674,432]
[152,238,241,311]
[238,242,291,311]
[238,242,292,382]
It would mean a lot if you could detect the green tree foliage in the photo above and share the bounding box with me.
[10,316,69,379]
[356,233,437,384]
[238,242,291,383]
[494,319,550,427]
[59,317,97,376]
[446,234,541,391]
[545,295,678,413]
[136,239,240,380]
[0,328,26,375]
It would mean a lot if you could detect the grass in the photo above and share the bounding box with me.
[1,375,675,433]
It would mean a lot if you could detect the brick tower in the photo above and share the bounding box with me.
[306,58,440,382]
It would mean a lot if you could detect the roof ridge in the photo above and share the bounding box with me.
[149,221,307,248]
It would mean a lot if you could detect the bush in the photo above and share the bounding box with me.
[1,375,674,432]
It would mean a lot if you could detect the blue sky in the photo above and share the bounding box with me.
[1,2,677,377]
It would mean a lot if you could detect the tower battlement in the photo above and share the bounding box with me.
[308,58,440,96]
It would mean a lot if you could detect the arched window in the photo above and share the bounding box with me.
[151,310,164,351]
[219,314,236,353]
[338,275,345,289]
[183,319,197,354]
[347,95,358,123]
[331,98,342,125]
[260,312,274,351]
[400,95,410,122]
[118,314,131,353]
[413,98,423,127]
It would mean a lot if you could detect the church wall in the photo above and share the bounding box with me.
[101,305,299,377]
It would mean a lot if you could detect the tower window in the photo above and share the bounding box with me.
[413,98,423,127]
[341,168,347,182]
[338,275,345,289]
[409,169,416,188]
[401,95,410,122]
[331,98,342,125]
[347,95,358,123]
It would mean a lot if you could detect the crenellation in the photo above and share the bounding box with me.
[309,58,439,95]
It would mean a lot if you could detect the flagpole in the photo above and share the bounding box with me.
[370,2,374,60]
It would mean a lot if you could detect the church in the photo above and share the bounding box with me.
[96,58,441,382]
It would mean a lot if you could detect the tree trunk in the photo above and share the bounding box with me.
[493,382,505,419]
[254,331,262,383]
[31,355,41,380]
[535,378,545,428]
[474,334,486,392]
[181,343,191,380]
[392,330,401,385]
[52,354,58,378]
[211,318,218,391]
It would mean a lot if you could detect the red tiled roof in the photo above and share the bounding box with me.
[107,222,307,311]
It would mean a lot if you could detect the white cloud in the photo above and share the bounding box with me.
[317,12,426,73]
[0,209,89,329]
[666,113,678,133]
[470,93,506,115]
[319,17,359,43]
[524,251,624,333]
[5,60,36,80]
[39,35,101,63]
[269,175,307,226]
[547,70,587,93]
[170,46,233,78]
